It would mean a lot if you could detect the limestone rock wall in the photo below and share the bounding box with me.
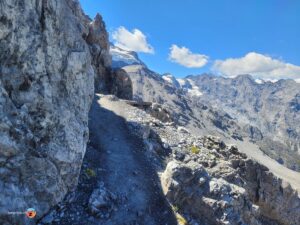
[0,0,104,224]
[85,13,112,93]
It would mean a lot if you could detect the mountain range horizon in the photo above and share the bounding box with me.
[111,44,300,83]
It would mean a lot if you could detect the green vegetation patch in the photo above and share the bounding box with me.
[190,145,201,154]
[85,168,96,177]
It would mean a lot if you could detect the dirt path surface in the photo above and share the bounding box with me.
[40,94,177,225]
[89,95,177,225]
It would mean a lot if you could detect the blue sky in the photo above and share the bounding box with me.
[80,0,300,80]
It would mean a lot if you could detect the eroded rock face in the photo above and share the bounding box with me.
[161,137,300,225]
[110,69,133,100]
[161,161,261,225]
[0,0,101,223]
[86,13,112,93]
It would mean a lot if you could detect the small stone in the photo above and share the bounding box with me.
[199,177,206,185]
[163,143,169,149]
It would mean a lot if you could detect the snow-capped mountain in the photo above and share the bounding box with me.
[110,45,146,68]
[162,73,181,88]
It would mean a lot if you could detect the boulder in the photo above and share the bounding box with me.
[161,160,261,225]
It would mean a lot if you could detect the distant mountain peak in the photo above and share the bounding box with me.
[162,73,181,88]
[110,45,146,68]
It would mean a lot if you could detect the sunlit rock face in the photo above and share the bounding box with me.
[0,0,103,223]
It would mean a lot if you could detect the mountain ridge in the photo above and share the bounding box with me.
[110,46,300,171]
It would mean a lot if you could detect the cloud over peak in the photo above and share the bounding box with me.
[169,45,209,68]
[213,52,300,80]
[112,26,154,54]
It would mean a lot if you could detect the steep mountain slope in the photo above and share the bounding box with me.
[116,58,242,140]
[184,74,300,170]
[110,46,300,172]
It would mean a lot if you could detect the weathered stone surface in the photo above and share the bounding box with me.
[87,13,112,93]
[161,160,261,225]
[0,0,104,223]
[110,68,133,100]
[241,160,300,225]
[88,184,117,219]
[161,136,300,225]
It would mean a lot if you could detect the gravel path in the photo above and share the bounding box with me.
[40,94,177,225]
[89,95,176,225]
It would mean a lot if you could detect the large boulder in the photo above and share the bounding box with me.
[161,137,300,225]
[161,160,261,225]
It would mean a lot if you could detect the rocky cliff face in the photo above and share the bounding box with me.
[161,136,300,225]
[185,74,300,170]
[110,50,244,143]
[0,0,112,224]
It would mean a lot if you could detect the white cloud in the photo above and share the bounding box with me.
[112,26,154,53]
[169,45,209,68]
[213,52,300,80]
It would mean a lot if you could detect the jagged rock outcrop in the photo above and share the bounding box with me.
[162,161,261,225]
[161,136,300,225]
[86,17,133,99]
[0,1,112,224]
[86,13,112,93]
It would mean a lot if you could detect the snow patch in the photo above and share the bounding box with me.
[162,74,180,88]
[110,45,143,67]
[255,79,263,84]
[162,75,173,83]
[186,79,203,96]
[177,78,186,86]
[264,78,278,83]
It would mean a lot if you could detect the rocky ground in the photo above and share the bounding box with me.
[39,94,300,225]
[38,95,177,225]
